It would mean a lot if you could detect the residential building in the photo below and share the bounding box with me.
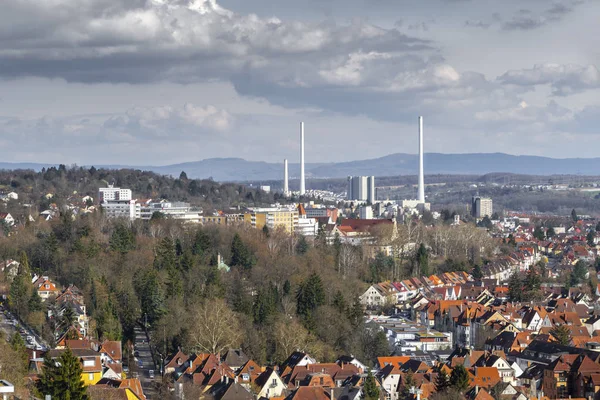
[244,207,299,234]
[472,196,493,218]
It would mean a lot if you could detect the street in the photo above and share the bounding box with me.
[133,326,158,399]
[0,305,48,351]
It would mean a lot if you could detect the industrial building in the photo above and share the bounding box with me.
[347,176,375,203]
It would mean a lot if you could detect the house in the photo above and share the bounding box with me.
[377,364,402,400]
[34,276,60,300]
[89,378,147,400]
[46,348,103,386]
[164,349,189,374]
[0,213,15,226]
[286,386,331,400]
[254,368,287,399]
[223,349,250,372]
[0,259,19,280]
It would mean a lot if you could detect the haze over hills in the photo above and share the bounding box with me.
[1,153,599,182]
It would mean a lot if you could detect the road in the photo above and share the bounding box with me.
[0,306,48,351]
[133,326,158,399]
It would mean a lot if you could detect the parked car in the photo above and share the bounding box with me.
[148,370,155,379]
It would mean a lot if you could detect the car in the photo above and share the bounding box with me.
[134,351,139,358]
[138,360,143,368]
[123,366,129,373]
[148,370,155,379]
[35,344,44,351]
[26,336,34,344]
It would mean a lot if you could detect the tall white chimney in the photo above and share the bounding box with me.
[300,122,306,195]
[418,116,425,203]
[283,159,289,197]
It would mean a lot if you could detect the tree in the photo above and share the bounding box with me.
[109,224,136,254]
[153,237,177,271]
[546,226,556,238]
[533,226,545,241]
[572,208,578,222]
[472,265,483,280]
[415,243,429,276]
[400,371,416,398]
[523,267,541,300]
[570,261,588,286]
[295,236,309,255]
[363,371,380,400]
[296,273,325,329]
[37,348,89,400]
[179,171,188,180]
[507,272,523,302]
[62,306,76,329]
[188,298,241,355]
[435,369,450,393]
[587,231,595,247]
[231,233,255,270]
[192,229,212,257]
[449,364,470,392]
[550,324,572,346]
[262,224,270,238]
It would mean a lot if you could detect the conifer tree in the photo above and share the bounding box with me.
[449,365,470,392]
[363,371,380,400]
[435,369,450,393]
[38,348,89,400]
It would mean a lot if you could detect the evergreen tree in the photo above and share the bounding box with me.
[472,265,483,280]
[546,226,556,238]
[550,324,572,346]
[332,290,347,314]
[295,236,309,255]
[192,229,212,256]
[507,272,523,302]
[572,208,578,222]
[179,249,195,271]
[28,289,43,312]
[109,224,136,254]
[570,261,588,286]
[283,280,291,297]
[154,237,177,271]
[400,371,416,399]
[596,221,600,232]
[179,171,188,180]
[434,369,450,393]
[533,226,545,241]
[134,270,166,325]
[296,273,325,329]
[9,260,32,318]
[262,224,270,238]
[38,348,89,400]
[363,371,380,400]
[587,231,595,247]
[231,233,255,270]
[523,267,541,300]
[449,364,470,392]
[415,243,429,276]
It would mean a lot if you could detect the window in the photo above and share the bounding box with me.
[89,373,94,381]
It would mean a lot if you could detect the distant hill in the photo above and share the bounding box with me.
[1,153,599,181]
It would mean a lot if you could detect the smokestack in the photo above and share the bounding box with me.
[300,122,306,195]
[284,159,289,197]
[418,116,425,203]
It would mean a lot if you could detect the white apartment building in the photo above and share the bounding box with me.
[99,186,132,202]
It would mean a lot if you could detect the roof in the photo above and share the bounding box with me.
[222,349,249,368]
[100,341,122,362]
[288,386,330,400]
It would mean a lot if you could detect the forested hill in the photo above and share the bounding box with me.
[0,166,281,215]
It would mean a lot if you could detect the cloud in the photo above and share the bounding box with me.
[502,1,582,30]
[498,63,600,95]
[464,20,491,29]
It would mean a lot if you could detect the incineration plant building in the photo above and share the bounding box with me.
[347,176,375,203]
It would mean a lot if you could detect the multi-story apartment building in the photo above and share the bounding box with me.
[244,208,299,233]
[472,196,493,218]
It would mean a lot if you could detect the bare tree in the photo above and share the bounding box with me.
[273,318,310,363]
[188,298,242,355]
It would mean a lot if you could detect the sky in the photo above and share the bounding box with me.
[1,0,599,166]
